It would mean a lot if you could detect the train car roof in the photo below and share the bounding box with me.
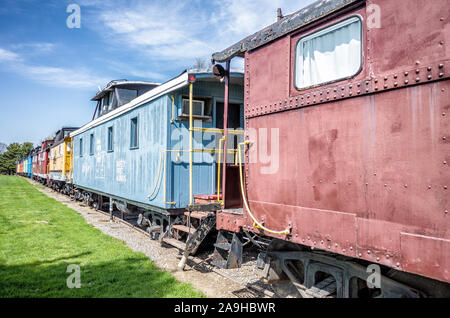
[212,0,362,62]
[71,69,244,137]
[91,80,161,101]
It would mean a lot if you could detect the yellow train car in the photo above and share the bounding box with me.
[48,127,78,193]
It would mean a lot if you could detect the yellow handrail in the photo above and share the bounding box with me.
[147,151,164,199]
[238,141,291,235]
[190,127,244,135]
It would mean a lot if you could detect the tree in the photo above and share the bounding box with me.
[0,142,6,154]
[21,142,33,158]
[0,142,34,175]
[193,57,212,71]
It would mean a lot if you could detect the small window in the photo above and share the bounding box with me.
[107,126,114,152]
[182,99,205,116]
[130,117,138,149]
[59,145,63,156]
[295,16,362,89]
[79,138,83,157]
[117,88,138,106]
[89,133,94,155]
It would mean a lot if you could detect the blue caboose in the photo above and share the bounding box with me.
[71,70,244,227]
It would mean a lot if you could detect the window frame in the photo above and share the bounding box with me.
[130,116,139,149]
[293,15,364,91]
[79,138,83,157]
[89,133,94,156]
[107,126,114,152]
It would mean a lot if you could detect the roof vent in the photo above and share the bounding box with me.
[277,8,283,21]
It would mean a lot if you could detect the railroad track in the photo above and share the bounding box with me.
[67,194,276,298]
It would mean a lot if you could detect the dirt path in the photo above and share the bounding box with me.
[28,179,260,298]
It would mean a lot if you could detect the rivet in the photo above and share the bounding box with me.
[384,76,388,81]
[441,17,445,21]
[439,64,444,69]
[384,184,387,187]
[416,77,420,82]
[321,240,324,244]
[342,249,346,253]
[428,66,432,71]
[428,75,432,80]
[439,73,444,77]
[350,246,353,250]
[405,71,409,76]
[386,254,390,259]
[443,136,447,140]
[428,185,432,189]
[307,236,310,240]
[335,243,338,247]
[328,245,331,249]
[375,87,378,91]
[444,161,447,165]
[445,210,448,214]
[374,79,378,83]
[396,262,400,267]
[404,184,408,188]
[405,80,409,84]
[367,250,371,254]
[376,257,380,261]
[394,82,398,87]
[384,84,388,89]
[394,74,398,79]
[358,253,362,257]
[416,69,420,74]
[444,186,448,190]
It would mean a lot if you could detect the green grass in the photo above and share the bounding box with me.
[0,175,204,298]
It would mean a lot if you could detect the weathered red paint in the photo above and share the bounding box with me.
[218,0,450,283]
[36,139,54,181]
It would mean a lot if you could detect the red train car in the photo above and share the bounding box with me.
[35,139,54,184]
[31,146,40,179]
[212,0,449,297]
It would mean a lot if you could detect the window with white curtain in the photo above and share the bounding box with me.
[295,16,362,89]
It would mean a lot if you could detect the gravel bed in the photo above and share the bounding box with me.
[28,179,298,298]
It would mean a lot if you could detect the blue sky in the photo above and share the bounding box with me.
[0,0,314,146]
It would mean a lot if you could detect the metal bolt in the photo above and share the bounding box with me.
[439,64,444,68]
[367,250,371,254]
[439,73,444,77]
[444,186,448,190]
[444,136,447,140]
[428,66,432,71]
[386,255,390,259]
[405,80,409,84]
[445,210,448,214]
[416,77,420,82]
[396,262,400,267]
[404,184,408,188]
[428,185,432,189]
[358,253,362,257]
[428,75,432,80]
[405,71,409,76]
[444,161,447,165]
[416,69,420,74]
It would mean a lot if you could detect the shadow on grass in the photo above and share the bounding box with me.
[0,255,203,298]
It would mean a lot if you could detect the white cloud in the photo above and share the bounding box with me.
[0,47,108,89]
[0,48,21,62]
[85,0,316,65]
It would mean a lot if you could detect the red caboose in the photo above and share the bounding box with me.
[35,139,54,185]
[213,0,449,297]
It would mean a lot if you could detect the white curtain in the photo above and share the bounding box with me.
[296,17,362,89]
